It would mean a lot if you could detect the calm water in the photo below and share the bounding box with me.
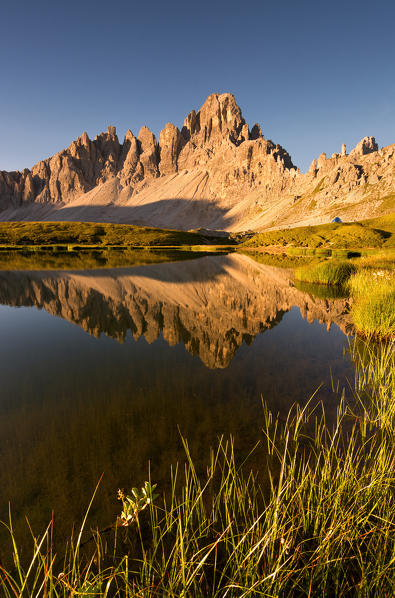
[0,253,355,557]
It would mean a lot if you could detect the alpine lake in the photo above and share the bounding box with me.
[0,248,359,560]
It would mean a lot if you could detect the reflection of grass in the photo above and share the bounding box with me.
[294,279,349,299]
[287,247,332,257]
[331,248,361,258]
[295,260,356,285]
[2,338,393,596]
[246,246,394,339]
[240,250,317,268]
[0,248,224,271]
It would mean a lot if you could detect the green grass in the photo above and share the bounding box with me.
[1,338,394,597]
[295,260,357,285]
[372,194,395,222]
[0,221,210,247]
[292,250,395,339]
[348,269,395,339]
[364,211,395,234]
[243,212,395,249]
[351,249,395,269]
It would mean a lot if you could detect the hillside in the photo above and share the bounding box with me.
[0,93,394,231]
[0,221,208,246]
[244,213,395,248]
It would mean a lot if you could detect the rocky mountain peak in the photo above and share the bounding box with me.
[349,136,378,158]
[0,93,393,230]
[181,92,246,147]
[250,124,263,140]
[119,130,140,186]
[137,126,159,178]
[80,131,90,146]
[159,123,181,176]
[199,92,245,140]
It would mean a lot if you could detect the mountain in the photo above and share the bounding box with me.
[0,93,394,231]
[0,254,352,368]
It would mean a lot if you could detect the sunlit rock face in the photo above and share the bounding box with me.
[1,93,393,230]
[0,254,352,368]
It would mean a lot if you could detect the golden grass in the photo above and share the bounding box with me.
[348,269,395,338]
[295,260,357,285]
[1,338,393,596]
[244,212,395,249]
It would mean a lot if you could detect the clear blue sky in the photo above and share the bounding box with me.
[1,0,394,173]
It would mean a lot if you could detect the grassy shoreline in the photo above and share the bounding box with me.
[293,254,395,339]
[1,225,392,337]
[1,338,393,597]
[0,219,393,595]
[0,243,235,252]
[0,221,222,247]
[1,214,394,251]
[243,213,395,249]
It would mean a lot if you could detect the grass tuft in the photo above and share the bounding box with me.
[348,269,395,338]
[295,260,357,285]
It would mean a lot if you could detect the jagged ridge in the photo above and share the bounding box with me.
[0,93,394,230]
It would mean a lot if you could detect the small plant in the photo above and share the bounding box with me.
[117,481,158,526]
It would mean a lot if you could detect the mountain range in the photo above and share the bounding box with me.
[1,93,394,231]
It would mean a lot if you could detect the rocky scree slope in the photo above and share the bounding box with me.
[0,93,394,231]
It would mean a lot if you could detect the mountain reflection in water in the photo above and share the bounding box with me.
[0,253,355,559]
[0,254,353,368]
